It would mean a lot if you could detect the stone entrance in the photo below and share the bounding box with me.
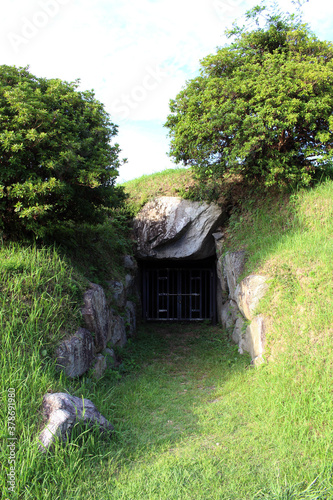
[141,258,216,322]
[133,196,268,363]
[133,196,223,324]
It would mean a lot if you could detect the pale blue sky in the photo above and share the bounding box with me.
[2,0,333,182]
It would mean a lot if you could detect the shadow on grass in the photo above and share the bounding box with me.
[84,322,249,456]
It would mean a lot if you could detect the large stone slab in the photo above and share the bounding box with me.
[82,283,109,352]
[55,328,95,378]
[107,280,126,308]
[232,317,246,346]
[235,275,269,321]
[109,315,127,347]
[239,315,266,366]
[133,197,224,260]
[223,251,246,301]
[103,348,117,368]
[92,354,107,379]
[216,255,228,300]
[125,301,136,337]
[213,231,224,258]
[221,300,239,330]
[123,255,137,271]
[38,393,114,452]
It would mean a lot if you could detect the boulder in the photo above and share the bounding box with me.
[92,354,107,379]
[123,255,137,271]
[125,301,136,337]
[55,328,95,378]
[103,348,117,368]
[107,280,126,308]
[38,393,114,452]
[221,300,239,330]
[109,315,127,347]
[235,275,269,321]
[213,231,224,258]
[133,196,224,260]
[232,317,246,346]
[82,283,109,352]
[239,315,266,365]
[124,274,136,297]
[223,251,246,301]
[216,255,228,300]
[216,281,224,324]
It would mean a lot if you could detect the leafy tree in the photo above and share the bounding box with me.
[165,5,333,188]
[0,65,126,238]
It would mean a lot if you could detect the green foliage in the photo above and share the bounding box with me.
[0,65,126,239]
[50,209,133,285]
[165,4,333,188]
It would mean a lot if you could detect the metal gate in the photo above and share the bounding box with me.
[142,263,216,322]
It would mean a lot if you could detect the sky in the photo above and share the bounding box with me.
[2,0,333,183]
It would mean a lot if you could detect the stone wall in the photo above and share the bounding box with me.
[214,236,268,365]
[55,255,138,379]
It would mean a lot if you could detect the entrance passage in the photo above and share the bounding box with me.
[141,258,216,322]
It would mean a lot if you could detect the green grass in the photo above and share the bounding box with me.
[48,212,133,285]
[121,167,195,214]
[5,321,333,499]
[2,178,333,499]
[0,244,86,498]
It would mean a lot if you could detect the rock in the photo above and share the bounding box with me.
[103,348,117,368]
[82,283,109,352]
[38,393,114,452]
[109,315,127,347]
[216,255,228,299]
[216,281,224,324]
[223,251,246,301]
[235,275,269,321]
[123,255,137,270]
[92,354,107,379]
[125,301,136,337]
[239,315,266,365]
[106,309,114,344]
[221,300,239,330]
[133,196,224,260]
[232,317,246,347]
[55,328,95,378]
[216,255,229,323]
[124,274,136,297]
[213,231,224,258]
[107,280,126,308]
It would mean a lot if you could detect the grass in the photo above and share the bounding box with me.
[48,212,133,285]
[121,167,195,214]
[0,221,132,499]
[121,167,250,217]
[2,177,333,499]
[222,180,333,362]
[5,321,333,499]
[0,244,86,498]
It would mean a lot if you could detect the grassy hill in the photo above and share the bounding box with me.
[2,173,333,499]
[121,167,196,214]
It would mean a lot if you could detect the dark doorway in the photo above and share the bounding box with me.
[141,258,216,322]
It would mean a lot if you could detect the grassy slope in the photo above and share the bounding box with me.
[121,167,195,213]
[0,220,132,499]
[2,175,333,499]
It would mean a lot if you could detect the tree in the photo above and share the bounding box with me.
[0,65,125,238]
[165,5,333,188]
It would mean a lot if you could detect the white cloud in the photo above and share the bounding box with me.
[116,121,177,184]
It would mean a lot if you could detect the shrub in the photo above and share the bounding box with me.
[0,65,126,239]
[165,5,333,188]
